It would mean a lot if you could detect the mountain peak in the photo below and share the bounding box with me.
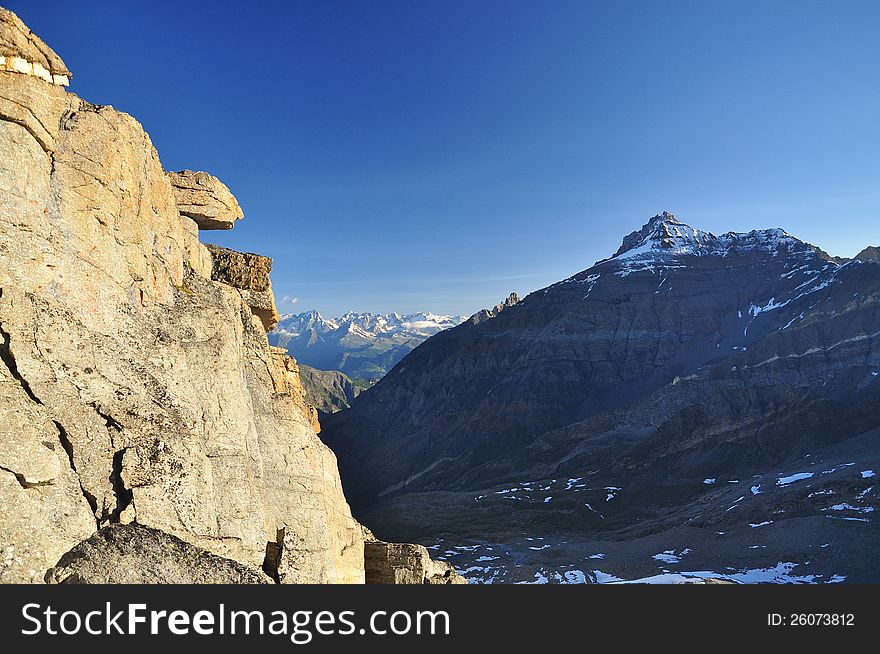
[856,246,880,264]
[647,210,682,226]
[605,213,828,271]
[613,212,717,258]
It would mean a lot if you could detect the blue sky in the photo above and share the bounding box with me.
[12,0,879,317]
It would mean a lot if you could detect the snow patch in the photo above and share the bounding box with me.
[777,472,814,486]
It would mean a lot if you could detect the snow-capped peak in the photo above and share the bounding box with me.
[612,212,721,259]
[274,310,468,339]
[583,212,841,279]
[608,212,820,263]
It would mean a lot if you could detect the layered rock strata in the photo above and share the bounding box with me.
[205,243,279,331]
[0,8,70,86]
[167,169,243,230]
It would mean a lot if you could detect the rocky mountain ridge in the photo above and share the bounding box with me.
[323,212,880,582]
[271,309,467,379]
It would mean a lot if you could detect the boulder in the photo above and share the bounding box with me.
[45,524,269,584]
[167,170,243,230]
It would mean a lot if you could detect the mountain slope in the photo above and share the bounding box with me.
[856,245,880,264]
[322,212,880,582]
[271,310,466,379]
[298,364,362,414]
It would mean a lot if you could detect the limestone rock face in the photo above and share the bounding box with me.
[266,348,322,435]
[168,170,244,230]
[45,524,270,584]
[0,68,68,153]
[0,8,363,584]
[0,352,97,582]
[205,243,280,331]
[179,215,214,278]
[0,8,71,85]
[364,541,466,585]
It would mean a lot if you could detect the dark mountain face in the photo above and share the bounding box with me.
[322,213,880,583]
[857,245,880,264]
[298,364,362,414]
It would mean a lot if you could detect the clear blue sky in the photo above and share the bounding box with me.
[11,0,879,317]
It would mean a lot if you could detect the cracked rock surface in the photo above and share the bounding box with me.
[0,8,363,583]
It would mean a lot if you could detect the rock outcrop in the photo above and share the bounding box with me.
[167,170,243,230]
[364,541,466,585]
[205,243,279,331]
[467,291,520,325]
[0,7,456,585]
[266,346,322,435]
[0,8,369,584]
[45,524,269,584]
[0,8,70,86]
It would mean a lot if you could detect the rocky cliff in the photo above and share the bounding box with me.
[0,8,459,585]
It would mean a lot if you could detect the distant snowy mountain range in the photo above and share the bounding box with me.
[270,310,468,379]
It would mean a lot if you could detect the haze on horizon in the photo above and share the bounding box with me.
[12,0,879,317]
